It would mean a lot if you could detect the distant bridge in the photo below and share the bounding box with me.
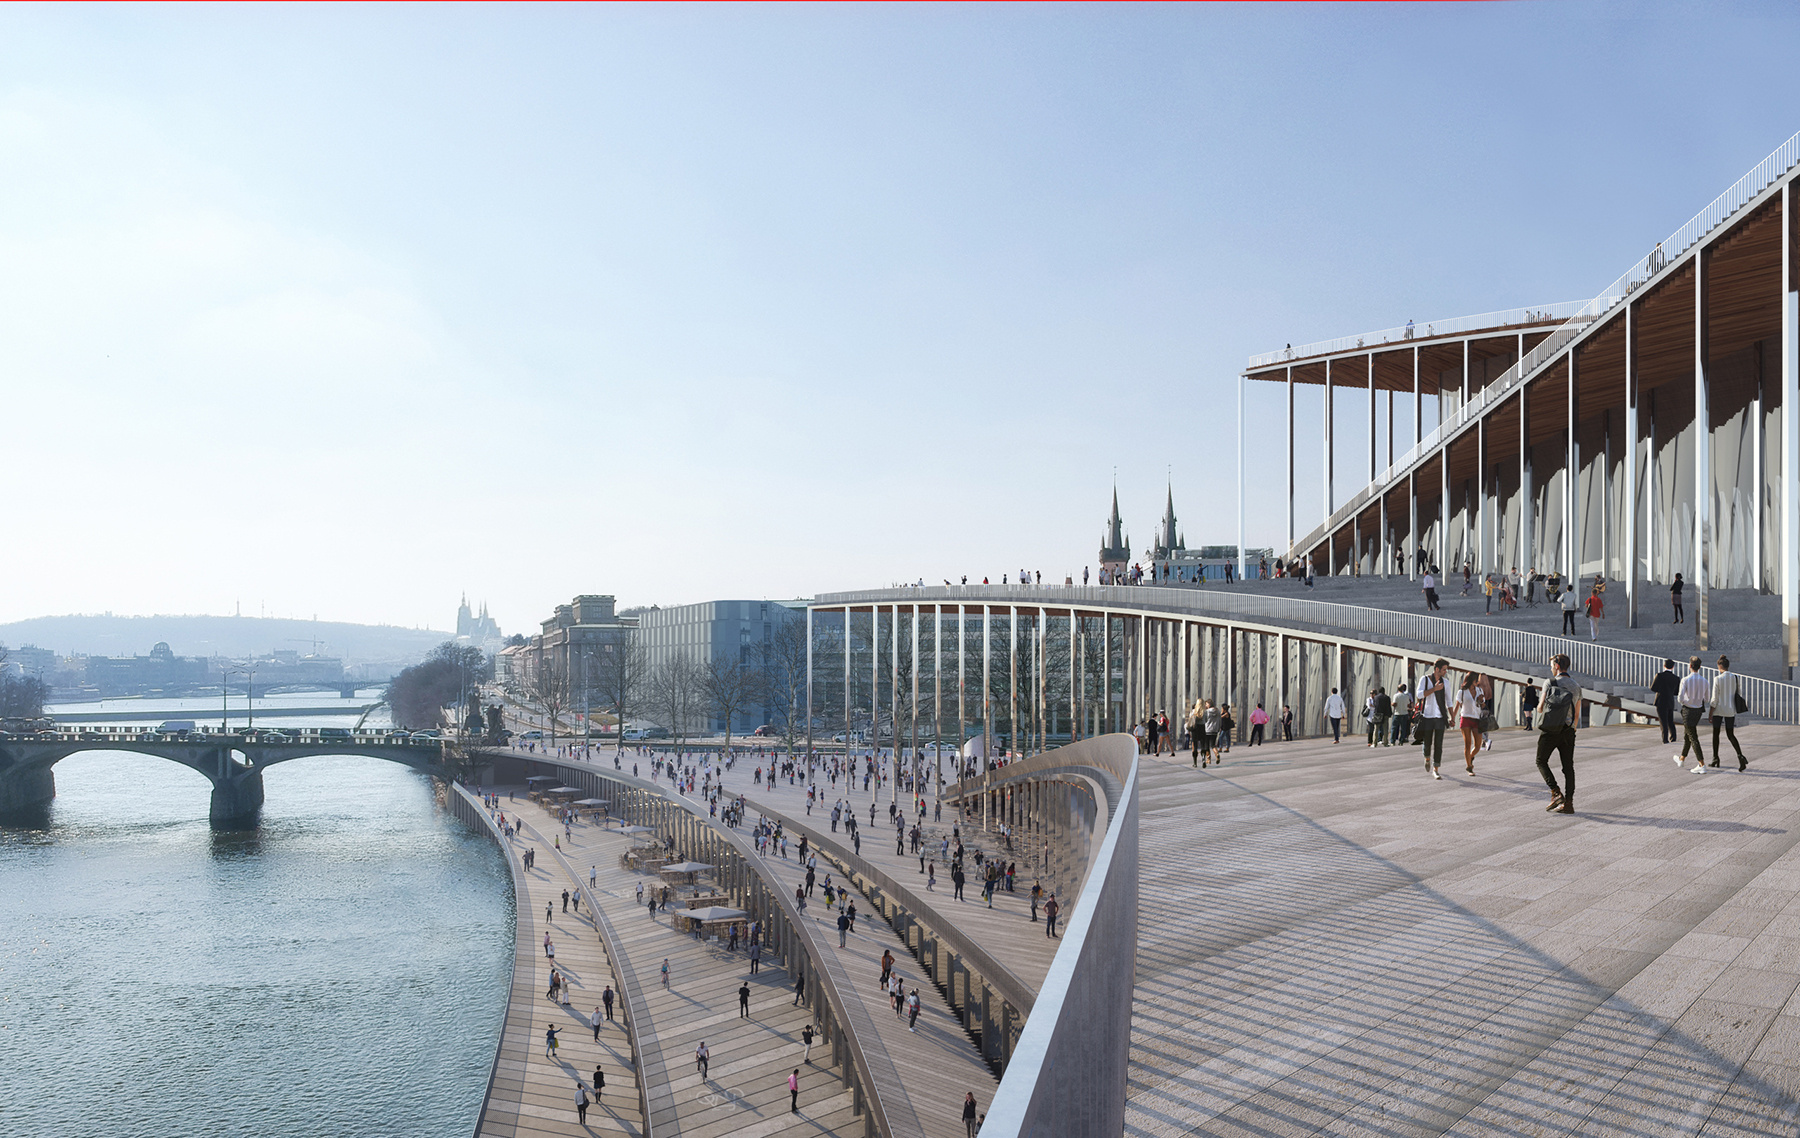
[0,732,453,828]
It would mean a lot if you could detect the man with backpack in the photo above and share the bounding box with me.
[1535,654,1583,814]
[1367,687,1392,747]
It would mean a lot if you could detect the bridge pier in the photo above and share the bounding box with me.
[209,768,265,829]
[0,762,55,816]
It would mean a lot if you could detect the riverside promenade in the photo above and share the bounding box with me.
[479,790,859,1138]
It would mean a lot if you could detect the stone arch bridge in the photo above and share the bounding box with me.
[0,733,453,828]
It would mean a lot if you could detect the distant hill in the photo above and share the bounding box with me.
[0,614,451,669]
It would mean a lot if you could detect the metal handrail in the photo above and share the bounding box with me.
[813,585,1800,722]
[1248,301,1587,368]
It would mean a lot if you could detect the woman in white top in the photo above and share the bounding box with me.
[1708,655,1748,771]
[1457,673,1485,774]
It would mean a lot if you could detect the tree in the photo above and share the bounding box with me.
[758,618,808,758]
[702,655,765,760]
[529,659,572,745]
[387,641,492,733]
[645,652,704,751]
[593,640,649,752]
[0,646,48,720]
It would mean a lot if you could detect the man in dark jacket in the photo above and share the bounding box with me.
[1650,658,1680,744]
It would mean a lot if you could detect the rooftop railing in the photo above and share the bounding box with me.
[1247,301,1586,368]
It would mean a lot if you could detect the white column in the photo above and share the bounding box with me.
[1008,606,1018,758]
[1368,352,1378,487]
[1567,352,1580,579]
[933,605,942,794]
[1325,358,1335,524]
[1413,345,1423,447]
[1696,247,1711,646]
[1409,471,1419,579]
[1476,416,1487,572]
[1239,373,1248,580]
[1286,367,1295,557]
[1784,181,1800,676]
[805,606,815,759]
[1521,388,1534,583]
[1625,302,1640,627]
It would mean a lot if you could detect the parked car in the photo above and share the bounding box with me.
[752,725,777,737]
[318,727,352,740]
[519,730,544,741]
[410,731,441,742]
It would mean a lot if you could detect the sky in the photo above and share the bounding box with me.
[3,2,1797,636]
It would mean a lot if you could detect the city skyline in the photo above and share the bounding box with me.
[3,3,1797,634]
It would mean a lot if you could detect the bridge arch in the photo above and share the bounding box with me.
[0,737,452,828]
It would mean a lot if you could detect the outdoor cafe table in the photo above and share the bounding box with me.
[677,906,748,936]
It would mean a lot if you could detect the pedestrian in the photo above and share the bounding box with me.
[837,910,850,947]
[1674,655,1710,770]
[1044,893,1060,938]
[593,1064,605,1099]
[1534,653,1582,813]
[592,1005,603,1041]
[1415,659,1449,779]
[575,1081,589,1125]
[1390,684,1413,746]
[1672,573,1686,624]
[1422,566,1440,611]
[561,888,570,913]
[1650,658,1679,745]
[750,941,762,973]
[1560,584,1579,635]
[1030,879,1042,922]
[696,1041,710,1079]
[1584,587,1605,641]
[661,958,670,990]
[1519,682,1539,731]
[546,901,552,923]
[1367,687,1391,748]
[793,971,806,1006]
[907,988,921,1031]
[964,1092,979,1137]
[1280,704,1294,741]
[545,1024,561,1059]
[1711,655,1749,771]
[789,1069,801,1113]
[1324,688,1345,743]
[1249,702,1269,746]
[1457,672,1483,775]
[603,984,615,1020]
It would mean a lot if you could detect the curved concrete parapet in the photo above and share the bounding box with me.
[954,734,1140,1138]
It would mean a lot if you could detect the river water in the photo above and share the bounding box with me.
[0,746,513,1136]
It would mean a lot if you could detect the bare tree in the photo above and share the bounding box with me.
[702,655,766,760]
[758,618,808,759]
[646,652,704,751]
[529,659,571,745]
[592,640,649,752]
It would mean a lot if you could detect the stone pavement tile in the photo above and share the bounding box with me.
[1749,1012,1800,1063]
[1563,946,1660,990]
[1614,955,1730,1018]
[1691,903,1784,940]
[1613,915,1706,951]
[1578,999,1781,1137]
[1592,888,1673,916]
[1699,966,1800,1010]
[1735,933,1800,975]
[1663,931,1755,964]
[1696,1062,1800,1137]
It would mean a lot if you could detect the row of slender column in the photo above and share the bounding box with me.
[1254,177,1800,669]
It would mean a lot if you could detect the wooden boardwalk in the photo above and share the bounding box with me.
[474,801,645,1138]
[496,792,860,1137]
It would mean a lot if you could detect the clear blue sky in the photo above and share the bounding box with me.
[3,2,1795,634]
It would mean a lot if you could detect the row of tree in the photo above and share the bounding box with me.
[526,618,812,757]
[0,646,49,719]
[387,642,492,731]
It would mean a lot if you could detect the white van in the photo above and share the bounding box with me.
[157,720,197,736]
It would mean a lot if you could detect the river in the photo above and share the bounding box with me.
[0,740,514,1136]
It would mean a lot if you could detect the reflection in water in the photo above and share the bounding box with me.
[0,751,512,1138]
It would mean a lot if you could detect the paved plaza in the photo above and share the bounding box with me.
[1126,721,1800,1137]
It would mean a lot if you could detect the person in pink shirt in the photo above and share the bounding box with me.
[1248,703,1271,746]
